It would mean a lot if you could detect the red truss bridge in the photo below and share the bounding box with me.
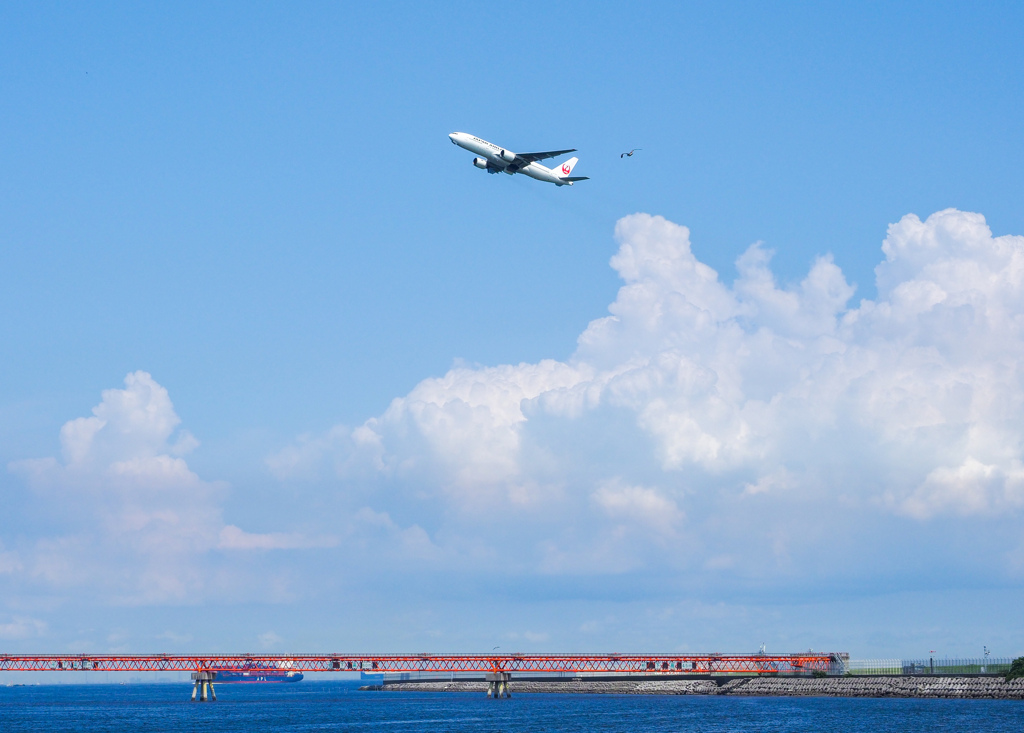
[0,652,844,675]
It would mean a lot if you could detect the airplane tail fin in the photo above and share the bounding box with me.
[556,156,579,178]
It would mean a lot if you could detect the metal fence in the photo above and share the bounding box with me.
[846,658,1014,675]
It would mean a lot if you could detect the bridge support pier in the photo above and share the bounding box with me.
[190,671,217,702]
[485,672,511,699]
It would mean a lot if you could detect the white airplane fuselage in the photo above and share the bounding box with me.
[448,132,583,186]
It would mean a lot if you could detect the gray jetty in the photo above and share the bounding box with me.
[373,676,1024,700]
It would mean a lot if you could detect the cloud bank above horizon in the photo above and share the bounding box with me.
[6,209,1024,631]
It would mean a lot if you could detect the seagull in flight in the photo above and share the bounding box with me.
[620,148,642,158]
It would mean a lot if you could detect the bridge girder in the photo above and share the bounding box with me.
[0,652,843,675]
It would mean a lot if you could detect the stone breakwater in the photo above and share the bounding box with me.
[374,676,1024,699]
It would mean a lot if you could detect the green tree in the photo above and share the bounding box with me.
[1005,657,1024,682]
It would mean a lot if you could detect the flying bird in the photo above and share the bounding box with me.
[620,148,642,158]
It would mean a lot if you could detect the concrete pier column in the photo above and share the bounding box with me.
[485,672,511,699]
[191,671,218,702]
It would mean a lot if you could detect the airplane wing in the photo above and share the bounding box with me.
[515,149,577,164]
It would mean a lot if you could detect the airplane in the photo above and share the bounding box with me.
[449,132,588,187]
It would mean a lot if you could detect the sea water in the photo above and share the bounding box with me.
[1,680,1021,732]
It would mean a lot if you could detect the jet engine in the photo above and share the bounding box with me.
[473,158,501,174]
[498,149,516,163]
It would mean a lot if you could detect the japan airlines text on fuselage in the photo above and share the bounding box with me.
[449,132,589,187]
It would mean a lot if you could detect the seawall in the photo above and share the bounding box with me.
[372,676,1024,699]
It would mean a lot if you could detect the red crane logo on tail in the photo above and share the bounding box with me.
[561,163,571,175]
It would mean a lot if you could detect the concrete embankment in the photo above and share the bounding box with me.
[372,676,1024,699]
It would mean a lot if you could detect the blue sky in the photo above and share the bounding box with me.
[2,2,1023,660]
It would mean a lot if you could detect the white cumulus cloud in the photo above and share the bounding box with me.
[10,372,223,572]
[592,480,683,537]
[271,209,1024,584]
[8,371,332,603]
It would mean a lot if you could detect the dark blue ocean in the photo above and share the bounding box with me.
[2,681,1021,731]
